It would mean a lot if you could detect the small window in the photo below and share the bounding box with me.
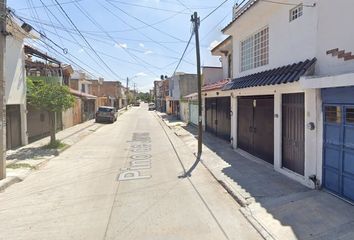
[290,4,303,22]
[346,107,354,124]
[325,106,341,124]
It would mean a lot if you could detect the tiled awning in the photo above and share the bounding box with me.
[223,58,316,91]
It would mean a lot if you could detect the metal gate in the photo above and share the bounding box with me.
[205,97,231,141]
[323,105,354,202]
[237,96,274,164]
[282,93,305,175]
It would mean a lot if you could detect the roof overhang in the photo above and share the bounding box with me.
[300,72,354,89]
[223,58,317,91]
[222,0,260,33]
[211,36,232,56]
[24,45,61,65]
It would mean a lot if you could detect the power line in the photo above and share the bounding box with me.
[53,0,124,80]
[260,0,316,7]
[173,32,194,75]
[104,0,186,43]
[73,0,160,77]
[201,0,232,22]
[43,0,117,77]
[17,0,85,11]
[105,0,190,15]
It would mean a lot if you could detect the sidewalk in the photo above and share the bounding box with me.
[1,107,130,191]
[156,112,354,240]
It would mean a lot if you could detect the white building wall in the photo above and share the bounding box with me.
[315,0,354,76]
[225,0,318,78]
[5,36,28,145]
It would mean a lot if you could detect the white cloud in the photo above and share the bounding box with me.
[139,43,145,48]
[144,50,153,55]
[114,43,128,49]
[208,40,220,51]
[136,72,148,77]
[78,48,84,53]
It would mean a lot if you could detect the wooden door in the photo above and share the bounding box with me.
[237,98,254,153]
[253,97,274,164]
[6,105,21,149]
[205,98,217,134]
[282,93,305,175]
[216,97,231,141]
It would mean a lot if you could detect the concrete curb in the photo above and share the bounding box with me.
[0,176,22,192]
[155,112,275,240]
[0,108,131,192]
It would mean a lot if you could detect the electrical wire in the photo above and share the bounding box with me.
[72,1,160,77]
[172,32,194,75]
[104,1,187,45]
[53,0,124,80]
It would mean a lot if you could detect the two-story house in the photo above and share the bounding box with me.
[220,0,354,204]
[221,0,318,189]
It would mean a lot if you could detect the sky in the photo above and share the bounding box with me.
[9,0,239,92]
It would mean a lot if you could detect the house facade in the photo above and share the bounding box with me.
[169,72,198,117]
[217,0,354,203]
[70,71,97,122]
[220,0,319,190]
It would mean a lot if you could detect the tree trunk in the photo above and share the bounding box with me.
[49,111,56,144]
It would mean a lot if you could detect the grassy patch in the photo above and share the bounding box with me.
[42,140,67,149]
[7,163,36,169]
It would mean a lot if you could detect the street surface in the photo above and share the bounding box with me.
[0,103,261,240]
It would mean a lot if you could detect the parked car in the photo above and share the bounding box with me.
[148,103,155,111]
[95,106,117,123]
[133,102,140,106]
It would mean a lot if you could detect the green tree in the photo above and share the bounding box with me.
[27,79,75,145]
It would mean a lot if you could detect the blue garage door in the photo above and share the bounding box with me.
[323,105,354,202]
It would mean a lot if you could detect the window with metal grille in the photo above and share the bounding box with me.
[290,4,303,22]
[240,27,269,72]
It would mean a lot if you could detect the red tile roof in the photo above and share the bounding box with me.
[202,79,230,92]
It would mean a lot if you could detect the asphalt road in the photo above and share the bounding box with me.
[0,103,261,240]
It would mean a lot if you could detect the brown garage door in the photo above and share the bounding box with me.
[237,96,274,164]
[205,97,231,141]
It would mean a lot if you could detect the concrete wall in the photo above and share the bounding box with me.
[179,101,189,123]
[227,82,320,188]
[315,0,354,76]
[225,0,318,78]
[202,67,223,85]
[62,97,82,129]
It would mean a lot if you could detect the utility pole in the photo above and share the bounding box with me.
[125,77,129,110]
[191,12,202,159]
[0,0,6,180]
[133,82,136,103]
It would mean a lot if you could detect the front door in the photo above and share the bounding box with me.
[237,96,274,164]
[6,105,21,149]
[323,105,354,202]
[205,98,217,135]
[282,93,305,175]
